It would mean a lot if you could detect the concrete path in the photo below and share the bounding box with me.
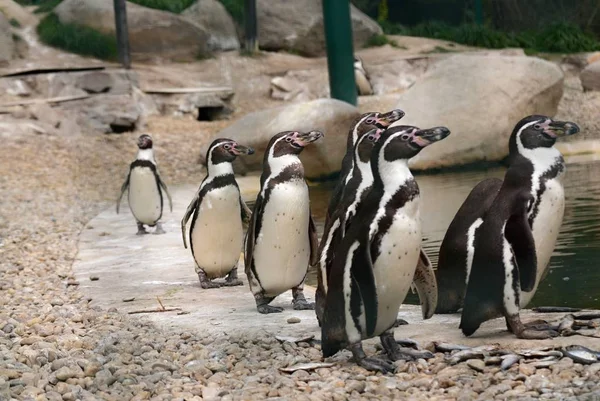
[74,176,600,351]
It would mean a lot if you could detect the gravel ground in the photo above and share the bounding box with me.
[1,112,600,401]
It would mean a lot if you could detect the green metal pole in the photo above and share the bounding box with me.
[322,0,357,106]
[474,0,483,25]
[244,0,258,53]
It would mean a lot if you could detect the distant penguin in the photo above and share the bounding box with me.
[116,134,172,235]
[325,109,405,224]
[436,116,580,314]
[321,125,450,373]
[354,56,374,96]
[245,130,324,314]
[181,138,255,289]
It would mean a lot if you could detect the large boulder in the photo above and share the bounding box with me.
[391,54,564,170]
[53,0,210,60]
[182,0,240,51]
[198,99,360,179]
[580,61,600,92]
[257,0,382,57]
[0,13,16,64]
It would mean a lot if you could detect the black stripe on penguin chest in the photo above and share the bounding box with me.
[190,174,239,237]
[371,179,419,260]
[528,161,564,228]
[129,160,163,216]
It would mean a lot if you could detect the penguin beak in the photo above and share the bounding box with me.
[375,109,405,128]
[412,126,451,148]
[544,120,580,138]
[231,144,255,156]
[295,130,324,146]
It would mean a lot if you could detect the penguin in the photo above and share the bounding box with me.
[325,109,405,224]
[435,116,580,315]
[354,55,374,96]
[244,130,324,314]
[321,125,450,373]
[181,138,255,289]
[116,134,173,235]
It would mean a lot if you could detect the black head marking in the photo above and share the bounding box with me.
[509,115,580,155]
[355,128,382,164]
[348,109,405,150]
[375,125,451,163]
[266,130,324,160]
[206,138,255,166]
[137,134,153,149]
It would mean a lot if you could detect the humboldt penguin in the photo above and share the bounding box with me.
[245,130,324,314]
[181,138,255,289]
[436,116,580,315]
[321,125,450,373]
[354,56,374,96]
[325,109,405,223]
[116,134,172,235]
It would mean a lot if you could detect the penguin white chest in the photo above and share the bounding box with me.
[520,178,565,307]
[191,185,243,279]
[372,199,422,336]
[253,179,311,297]
[128,167,162,225]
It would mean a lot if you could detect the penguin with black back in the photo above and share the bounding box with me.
[436,116,580,316]
[325,109,405,224]
[321,125,450,373]
[117,134,172,235]
[181,138,255,289]
[245,130,324,314]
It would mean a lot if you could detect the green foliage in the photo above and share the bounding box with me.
[36,13,118,61]
[128,0,195,13]
[365,34,398,48]
[387,19,600,54]
[218,0,244,25]
[13,0,63,13]
[377,0,388,24]
[9,18,21,28]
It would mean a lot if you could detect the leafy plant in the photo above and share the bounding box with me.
[9,18,21,28]
[33,0,63,13]
[128,0,195,14]
[365,33,400,48]
[36,13,118,61]
[218,0,244,25]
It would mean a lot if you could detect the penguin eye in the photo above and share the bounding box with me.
[366,118,376,124]
[223,144,231,150]
[534,124,542,130]
[401,134,410,140]
[367,135,376,141]
[285,137,293,143]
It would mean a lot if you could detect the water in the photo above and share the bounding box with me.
[305,156,600,309]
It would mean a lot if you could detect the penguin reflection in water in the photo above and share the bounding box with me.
[116,134,173,235]
[245,130,324,314]
[181,139,255,289]
[442,116,580,339]
[321,125,450,373]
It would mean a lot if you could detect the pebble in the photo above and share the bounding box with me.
[287,317,301,324]
[467,359,486,373]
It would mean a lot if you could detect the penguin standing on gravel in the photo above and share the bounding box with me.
[116,134,172,235]
[321,125,450,373]
[244,130,323,314]
[436,116,580,315]
[354,56,374,96]
[181,138,255,289]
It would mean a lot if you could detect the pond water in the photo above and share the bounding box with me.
[304,156,600,309]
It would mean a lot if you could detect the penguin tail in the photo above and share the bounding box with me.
[320,322,345,358]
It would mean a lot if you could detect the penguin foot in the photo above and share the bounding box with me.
[393,319,409,327]
[153,224,166,235]
[506,313,559,339]
[136,223,147,235]
[356,356,396,374]
[292,299,315,310]
[199,280,222,289]
[257,304,284,314]
[222,278,243,287]
[517,329,559,340]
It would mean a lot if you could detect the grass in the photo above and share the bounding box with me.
[365,33,407,49]
[128,0,195,14]
[218,0,244,25]
[37,13,118,61]
[382,20,600,54]
[13,0,63,13]
[9,18,21,28]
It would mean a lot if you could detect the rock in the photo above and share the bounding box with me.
[256,0,382,57]
[467,359,486,373]
[62,94,141,133]
[182,0,240,51]
[287,317,301,324]
[75,72,112,94]
[393,54,564,170]
[54,0,210,60]
[55,366,80,381]
[4,79,32,97]
[199,98,360,179]
[0,13,16,64]
[581,62,600,92]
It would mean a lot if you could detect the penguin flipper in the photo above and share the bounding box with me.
[308,212,319,266]
[505,199,537,292]
[412,249,438,320]
[244,194,264,281]
[116,171,130,214]
[360,241,379,336]
[239,196,252,224]
[181,191,200,249]
[158,176,173,212]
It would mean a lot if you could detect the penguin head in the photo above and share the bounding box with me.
[377,125,451,161]
[137,134,153,150]
[510,115,580,153]
[207,138,255,165]
[268,130,324,158]
[351,109,405,146]
[355,128,383,164]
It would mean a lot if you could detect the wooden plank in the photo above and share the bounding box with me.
[142,87,233,95]
[0,94,90,107]
[1,66,106,78]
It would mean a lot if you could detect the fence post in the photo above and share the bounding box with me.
[322,0,357,106]
[245,0,258,53]
[113,0,131,69]
[474,0,483,25]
